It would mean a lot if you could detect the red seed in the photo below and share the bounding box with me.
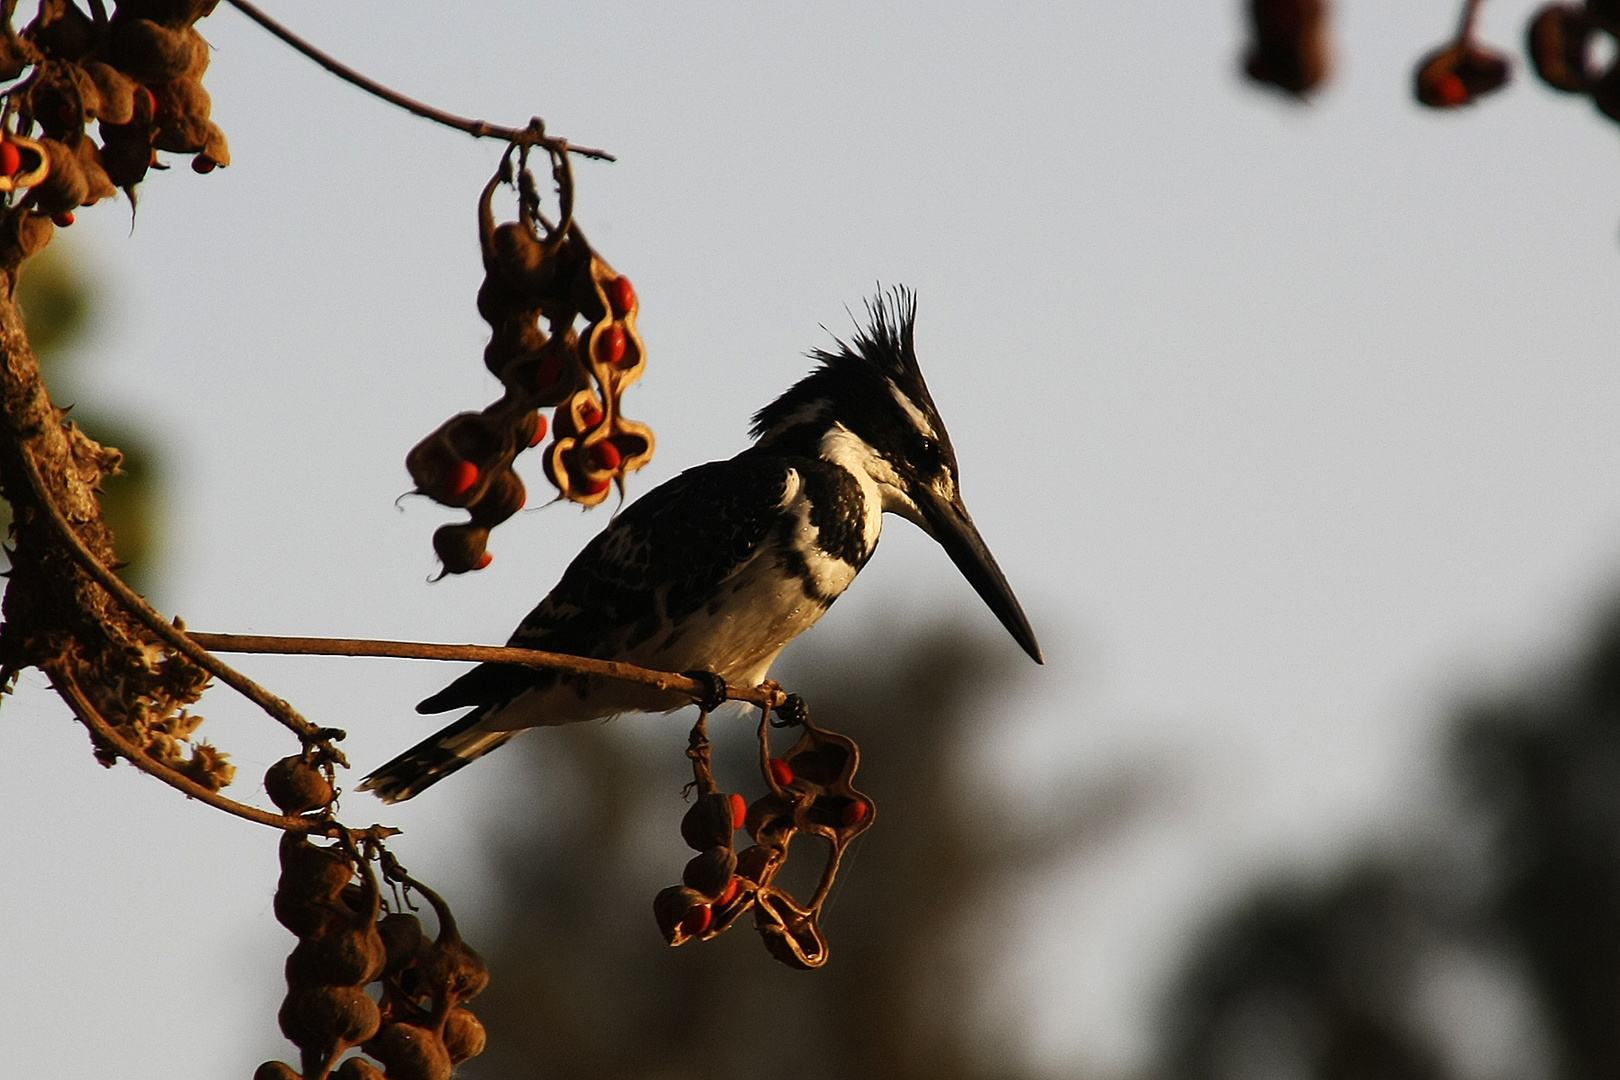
[586,440,622,472]
[728,793,747,830]
[841,800,869,826]
[475,552,493,570]
[596,325,627,367]
[534,352,564,390]
[0,142,19,177]
[52,211,74,227]
[679,904,712,937]
[767,758,793,788]
[607,276,636,316]
[528,413,548,448]
[139,87,156,116]
[1435,72,1468,107]
[447,461,479,496]
[579,402,604,429]
[716,877,740,906]
[192,156,217,174]
[583,477,611,497]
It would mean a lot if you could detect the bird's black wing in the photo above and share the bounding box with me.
[417,455,792,713]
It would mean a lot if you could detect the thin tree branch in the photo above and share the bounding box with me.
[12,441,331,746]
[222,0,615,161]
[185,632,792,711]
[52,663,328,832]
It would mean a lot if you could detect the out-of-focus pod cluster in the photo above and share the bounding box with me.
[406,146,653,577]
[1528,1,1620,121]
[257,761,488,1080]
[1242,0,1332,96]
[0,0,228,272]
[654,708,875,969]
[1415,1,1512,108]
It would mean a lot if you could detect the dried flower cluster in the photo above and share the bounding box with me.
[0,0,227,273]
[1243,0,1331,96]
[407,145,652,576]
[656,702,876,969]
[259,758,489,1080]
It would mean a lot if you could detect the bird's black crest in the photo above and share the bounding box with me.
[750,287,935,442]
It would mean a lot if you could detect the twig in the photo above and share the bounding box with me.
[12,443,331,746]
[52,663,328,833]
[185,631,792,711]
[222,0,615,161]
[1455,0,1486,42]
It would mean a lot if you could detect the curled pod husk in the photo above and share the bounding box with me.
[152,76,212,153]
[285,921,387,989]
[28,64,102,138]
[411,935,490,1013]
[754,888,830,969]
[278,985,382,1055]
[745,793,796,845]
[98,120,156,189]
[468,468,525,528]
[378,912,426,978]
[365,1023,452,1080]
[75,139,117,205]
[193,121,228,171]
[682,846,739,899]
[265,755,335,815]
[110,17,196,82]
[652,884,711,945]
[253,1061,303,1080]
[116,0,218,28]
[734,843,782,885]
[680,792,739,851]
[442,1007,487,1065]
[28,0,95,61]
[334,1057,386,1080]
[0,34,28,82]
[406,411,507,507]
[30,138,88,215]
[84,61,140,125]
[431,522,491,576]
[0,136,51,194]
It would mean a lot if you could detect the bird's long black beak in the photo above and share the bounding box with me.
[916,487,1043,664]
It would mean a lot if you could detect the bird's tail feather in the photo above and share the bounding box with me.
[358,708,518,804]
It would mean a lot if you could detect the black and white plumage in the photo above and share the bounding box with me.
[360,290,1041,803]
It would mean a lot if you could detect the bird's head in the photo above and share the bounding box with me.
[752,289,1043,663]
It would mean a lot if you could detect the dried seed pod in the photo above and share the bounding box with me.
[117,0,218,28]
[412,935,490,1011]
[745,793,795,844]
[734,844,780,884]
[0,136,49,194]
[681,793,740,851]
[152,76,212,153]
[0,34,27,82]
[30,138,88,216]
[468,468,525,528]
[0,212,54,273]
[98,122,156,189]
[83,62,141,125]
[366,1023,453,1080]
[278,985,381,1055]
[285,921,387,988]
[73,140,117,206]
[193,121,229,171]
[653,884,712,945]
[265,756,335,815]
[431,522,491,575]
[278,833,354,900]
[29,0,95,61]
[378,912,426,978]
[253,1061,302,1080]
[1414,43,1511,108]
[1244,0,1331,96]
[334,1057,385,1080]
[682,846,739,898]
[111,18,197,83]
[441,1007,487,1065]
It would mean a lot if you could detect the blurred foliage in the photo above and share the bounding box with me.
[1159,604,1620,1080]
[465,624,1153,1080]
[9,244,161,593]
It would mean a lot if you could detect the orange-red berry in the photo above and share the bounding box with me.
[528,414,548,448]
[728,792,747,830]
[767,758,793,787]
[596,325,627,366]
[716,877,740,906]
[586,440,622,472]
[447,460,479,495]
[192,156,217,174]
[475,551,493,570]
[580,402,604,429]
[52,211,74,227]
[0,142,19,177]
[1435,72,1468,106]
[679,904,712,937]
[607,275,636,316]
[841,800,869,826]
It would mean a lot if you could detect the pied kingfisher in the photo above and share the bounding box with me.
[361,290,1041,803]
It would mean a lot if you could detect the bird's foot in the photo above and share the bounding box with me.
[772,693,809,729]
[683,670,728,714]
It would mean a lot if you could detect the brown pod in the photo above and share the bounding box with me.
[278,985,382,1051]
[31,138,88,216]
[441,1007,487,1064]
[116,0,218,28]
[83,62,140,125]
[1244,0,1330,96]
[683,847,739,899]
[487,220,548,298]
[412,935,490,1009]
[28,0,95,61]
[1529,5,1595,93]
[334,1057,386,1080]
[111,18,196,83]
[193,121,228,171]
[744,793,795,844]
[431,523,491,575]
[265,756,335,815]
[652,884,710,944]
[734,843,780,885]
[0,212,55,271]
[98,123,156,189]
[153,76,212,153]
[468,468,526,528]
[279,833,354,898]
[253,1061,303,1080]
[285,924,386,988]
[680,792,739,851]
[365,1023,453,1080]
[378,911,426,977]
[73,140,117,206]
[0,35,27,82]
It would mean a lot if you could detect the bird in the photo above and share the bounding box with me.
[360,289,1041,803]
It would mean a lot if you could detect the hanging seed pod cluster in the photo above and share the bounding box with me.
[1527,1,1620,121]
[261,820,489,1080]
[655,703,876,969]
[406,143,653,576]
[0,0,228,271]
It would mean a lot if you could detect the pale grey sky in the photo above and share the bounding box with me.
[5,2,1620,1076]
